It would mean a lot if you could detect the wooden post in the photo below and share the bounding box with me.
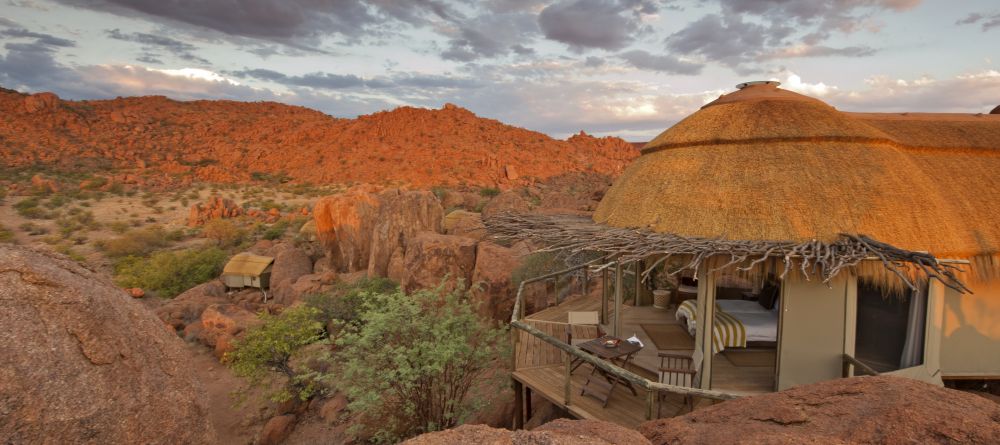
[512,380,524,429]
[564,350,572,406]
[633,261,643,306]
[645,388,656,420]
[614,260,623,338]
[601,268,609,325]
[525,386,533,422]
[694,263,716,390]
[582,266,589,298]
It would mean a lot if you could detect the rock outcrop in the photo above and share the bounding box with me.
[270,247,314,305]
[400,231,478,292]
[638,375,1000,445]
[198,303,262,358]
[404,419,650,444]
[367,189,444,277]
[0,245,215,444]
[442,210,487,241]
[187,196,243,226]
[472,241,530,320]
[313,187,382,272]
[155,279,229,332]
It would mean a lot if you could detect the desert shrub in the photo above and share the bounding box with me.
[304,276,398,330]
[259,219,289,241]
[97,225,176,257]
[107,221,130,234]
[335,283,508,442]
[430,186,447,200]
[14,197,52,219]
[201,218,244,247]
[54,244,86,262]
[510,251,562,287]
[19,222,48,236]
[478,187,500,198]
[225,305,326,403]
[114,246,226,297]
[0,224,14,243]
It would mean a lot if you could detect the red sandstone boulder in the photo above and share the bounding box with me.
[0,245,215,444]
[400,231,477,293]
[443,210,487,241]
[30,174,59,193]
[638,375,1000,445]
[155,280,228,331]
[128,287,145,298]
[271,247,314,305]
[187,196,243,226]
[367,189,444,278]
[481,190,531,218]
[313,186,382,272]
[404,419,649,444]
[198,303,261,358]
[471,241,530,320]
[259,414,297,445]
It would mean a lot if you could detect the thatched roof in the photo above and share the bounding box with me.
[592,82,1000,282]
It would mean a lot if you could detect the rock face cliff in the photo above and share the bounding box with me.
[403,419,651,444]
[0,88,637,188]
[638,375,1000,445]
[0,245,216,444]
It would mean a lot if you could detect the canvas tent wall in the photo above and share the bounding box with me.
[222,253,274,289]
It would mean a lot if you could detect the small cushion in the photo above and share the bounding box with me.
[758,282,780,310]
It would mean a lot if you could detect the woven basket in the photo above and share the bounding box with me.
[652,289,671,309]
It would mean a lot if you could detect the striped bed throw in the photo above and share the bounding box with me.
[675,299,747,353]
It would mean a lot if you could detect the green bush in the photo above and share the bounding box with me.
[14,197,52,219]
[260,219,289,241]
[478,187,500,198]
[304,276,398,330]
[97,225,173,257]
[114,247,227,298]
[335,283,508,442]
[225,305,326,403]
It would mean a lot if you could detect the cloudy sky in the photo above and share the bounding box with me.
[1,0,998,139]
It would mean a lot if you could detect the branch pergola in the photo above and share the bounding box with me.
[485,212,970,294]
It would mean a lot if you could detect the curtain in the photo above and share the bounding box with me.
[899,286,927,368]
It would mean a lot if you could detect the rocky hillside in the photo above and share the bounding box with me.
[0,88,637,188]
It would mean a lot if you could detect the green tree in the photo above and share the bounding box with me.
[334,283,508,442]
[225,305,326,403]
[201,218,243,247]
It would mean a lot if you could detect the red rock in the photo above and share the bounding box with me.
[128,287,145,298]
[404,419,649,444]
[187,196,242,227]
[471,241,530,320]
[22,92,59,113]
[271,248,314,305]
[637,375,1000,445]
[259,414,296,445]
[155,280,227,331]
[313,186,381,272]
[481,191,530,219]
[267,207,280,216]
[319,393,348,424]
[400,232,477,293]
[0,244,216,444]
[367,189,444,278]
[442,210,487,241]
[198,304,260,358]
[30,174,59,193]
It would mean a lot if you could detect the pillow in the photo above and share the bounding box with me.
[758,282,780,310]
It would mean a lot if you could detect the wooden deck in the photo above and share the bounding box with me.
[512,365,694,428]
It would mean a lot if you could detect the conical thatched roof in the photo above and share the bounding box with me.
[593,82,1000,280]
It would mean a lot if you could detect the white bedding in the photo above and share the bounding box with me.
[677,299,779,344]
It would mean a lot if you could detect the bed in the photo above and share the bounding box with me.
[675,298,779,352]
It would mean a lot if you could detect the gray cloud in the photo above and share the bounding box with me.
[1,28,76,47]
[956,11,1000,31]
[538,0,657,51]
[619,49,702,74]
[228,68,481,91]
[106,28,209,64]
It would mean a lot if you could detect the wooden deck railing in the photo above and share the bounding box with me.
[510,260,741,423]
[841,353,881,377]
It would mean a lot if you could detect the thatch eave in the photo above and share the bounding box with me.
[485,212,970,294]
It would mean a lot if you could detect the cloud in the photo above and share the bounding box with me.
[0,28,76,47]
[956,11,1000,31]
[666,0,918,72]
[538,0,657,51]
[228,67,482,92]
[106,28,209,64]
[618,49,702,74]
[440,10,539,61]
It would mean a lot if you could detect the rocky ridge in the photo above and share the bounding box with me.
[0,88,637,188]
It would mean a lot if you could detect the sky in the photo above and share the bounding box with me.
[1,0,998,140]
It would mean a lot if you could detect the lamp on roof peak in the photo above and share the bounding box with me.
[736,80,781,90]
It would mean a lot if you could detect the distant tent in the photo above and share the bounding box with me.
[221,253,274,290]
[991,104,1000,115]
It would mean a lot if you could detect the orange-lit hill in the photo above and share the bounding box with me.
[0,88,638,188]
